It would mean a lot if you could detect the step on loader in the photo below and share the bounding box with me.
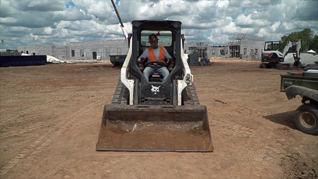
[96,20,213,152]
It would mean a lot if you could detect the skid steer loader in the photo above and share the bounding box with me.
[96,20,213,152]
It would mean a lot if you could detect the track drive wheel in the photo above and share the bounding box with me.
[260,63,269,68]
[276,63,282,70]
[295,104,318,135]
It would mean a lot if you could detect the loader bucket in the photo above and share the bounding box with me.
[96,104,213,152]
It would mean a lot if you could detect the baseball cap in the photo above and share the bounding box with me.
[148,34,159,42]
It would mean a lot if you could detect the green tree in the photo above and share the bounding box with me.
[280,28,315,53]
[309,35,318,52]
[280,35,288,52]
[299,28,314,52]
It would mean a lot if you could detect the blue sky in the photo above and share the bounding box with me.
[0,0,317,50]
[66,1,75,8]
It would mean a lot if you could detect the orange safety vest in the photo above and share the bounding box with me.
[148,46,165,62]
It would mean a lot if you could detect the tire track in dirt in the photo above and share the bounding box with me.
[212,119,286,177]
[0,101,67,140]
[0,91,96,140]
[0,122,47,140]
[213,120,255,138]
[0,100,42,125]
[0,100,101,176]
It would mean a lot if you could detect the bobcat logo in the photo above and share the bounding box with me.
[151,85,160,94]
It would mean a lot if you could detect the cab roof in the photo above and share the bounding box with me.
[132,20,182,30]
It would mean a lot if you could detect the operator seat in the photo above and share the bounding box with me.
[137,57,174,82]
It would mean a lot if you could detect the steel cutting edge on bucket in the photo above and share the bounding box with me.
[96,104,213,152]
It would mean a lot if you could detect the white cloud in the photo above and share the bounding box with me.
[44,27,53,34]
[79,9,86,16]
[235,14,271,27]
[282,22,294,31]
[216,0,229,8]
[270,21,281,32]
[30,33,39,40]
[1,0,317,50]
[0,17,18,24]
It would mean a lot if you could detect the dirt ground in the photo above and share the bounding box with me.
[0,58,317,179]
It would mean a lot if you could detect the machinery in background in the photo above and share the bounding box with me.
[260,39,301,69]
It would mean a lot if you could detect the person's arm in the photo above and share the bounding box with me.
[138,48,148,62]
[164,48,173,63]
[164,48,172,59]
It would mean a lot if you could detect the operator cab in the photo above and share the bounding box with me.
[264,41,281,52]
[137,30,175,82]
[128,20,183,105]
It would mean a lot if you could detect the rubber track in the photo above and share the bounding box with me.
[183,85,200,106]
[111,79,129,105]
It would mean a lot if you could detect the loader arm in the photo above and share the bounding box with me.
[282,39,301,57]
[120,37,134,105]
[177,37,193,105]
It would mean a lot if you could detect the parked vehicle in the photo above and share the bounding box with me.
[261,40,301,69]
[280,67,318,135]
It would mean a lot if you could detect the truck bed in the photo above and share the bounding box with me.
[280,74,318,92]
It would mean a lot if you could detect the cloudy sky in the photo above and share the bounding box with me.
[0,0,317,50]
